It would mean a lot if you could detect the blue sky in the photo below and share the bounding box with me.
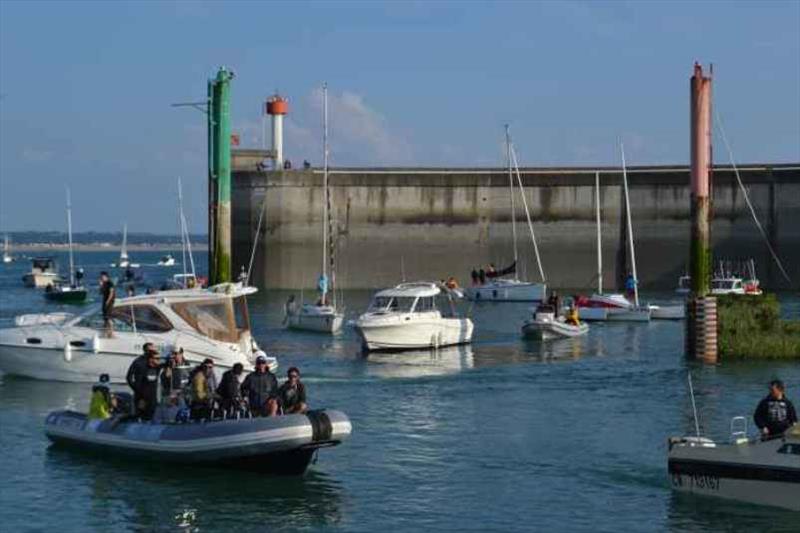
[0,0,798,232]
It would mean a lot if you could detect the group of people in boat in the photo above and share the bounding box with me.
[534,291,581,326]
[89,343,307,423]
[469,262,516,286]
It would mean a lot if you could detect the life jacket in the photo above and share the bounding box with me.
[88,387,112,420]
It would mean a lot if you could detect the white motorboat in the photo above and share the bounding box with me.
[22,257,61,288]
[111,224,140,268]
[522,307,588,340]
[668,420,799,511]
[355,282,473,351]
[157,254,176,266]
[2,234,13,263]
[0,282,276,382]
[648,304,685,320]
[287,84,344,334]
[465,126,547,303]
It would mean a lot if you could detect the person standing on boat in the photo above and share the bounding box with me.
[754,380,798,438]
[127,343,156,410]
[241,354,279,417]
[134,349,163,420]
[317,273,329,306]
[278,367,308,414]
[624,272,637,300]
[161,347,190,399]
[99,272,116,333]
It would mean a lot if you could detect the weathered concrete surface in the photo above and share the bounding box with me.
[231,163,800,291]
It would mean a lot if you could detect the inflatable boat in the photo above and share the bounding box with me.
[45,408,352,475]
[521,308,588,340]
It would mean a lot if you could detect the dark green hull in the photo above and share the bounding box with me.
[44,288,88,304]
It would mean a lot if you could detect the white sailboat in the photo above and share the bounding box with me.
[465,126,547,302]
[111,224,140,268]
[44,188,87,303]
[577,148,650,322]
[2,234,13,263]
[286,83,344,333]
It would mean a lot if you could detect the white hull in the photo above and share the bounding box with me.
[465,280,546,302]
[522,317,588,340]
[605,307,651,322]
[356,318,473,351]
[2,256,12,264]
[158,260,176,266]
[288,306,344,333]
[22,272,61,288]
[649,304,685,320]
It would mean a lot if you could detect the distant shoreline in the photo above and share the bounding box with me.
[9,244,209,253]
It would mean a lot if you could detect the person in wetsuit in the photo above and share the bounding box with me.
[754,379,798,438]
[133,350,163,420]
[217,363,245,416]
[99,271,116,333]
[241,354,279,417]
[126,343,156,411]
[278,366,308,414]
[160,347,191,399]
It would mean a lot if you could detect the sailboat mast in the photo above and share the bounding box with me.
[178,178,188,284]
[322,83,329,284]
[121,223,128,260]
[66,187,75,286]
[595,171,602,294]
[510,146,546,282]
[506,125,518,279]
[620,144,639,307]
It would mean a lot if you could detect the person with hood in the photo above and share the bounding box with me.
[241,353,279,417]
[754,379,798,438]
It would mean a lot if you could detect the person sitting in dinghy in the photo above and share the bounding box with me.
[88,374,116,420]
[189,359,217,420]
[278,367,308,414]
[161,347,191,399]
[754,380,798,438]
[134,350,165,420]
[566,304,580,326]
[217,363,245,416]
[242,353,279,417]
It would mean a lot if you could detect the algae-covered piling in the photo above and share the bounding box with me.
[717,294,800,359]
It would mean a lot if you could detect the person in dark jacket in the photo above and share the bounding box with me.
[217,363,245,415]
[278,366,307,414]
[134,350,163,420]
[754,380,798,438]
[241,354,278,417]
[126,343,157,409]
[99,271,116,334]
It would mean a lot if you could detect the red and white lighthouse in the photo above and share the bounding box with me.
[266,94,288,169]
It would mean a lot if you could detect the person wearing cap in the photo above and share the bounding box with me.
[126,343,157,410]
[88,373,116,420]
[754,379,797,438]
[241,354,279,417]
[134,349,164,420]
[161,347,191,399]
[278,367,307,414]
[217,363,245,416]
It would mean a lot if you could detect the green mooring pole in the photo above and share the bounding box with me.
[209,67,234,285]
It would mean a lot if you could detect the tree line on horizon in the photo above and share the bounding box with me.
[2,231,207,245]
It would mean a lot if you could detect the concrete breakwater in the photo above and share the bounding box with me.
[231,155,799,291]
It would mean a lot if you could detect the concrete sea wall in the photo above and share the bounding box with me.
[231,159,800,291]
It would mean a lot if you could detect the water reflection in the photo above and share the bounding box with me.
[666,492,797,532]
[45,448,346,531]
[365,345,474,379]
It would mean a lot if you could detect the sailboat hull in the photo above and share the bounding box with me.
[287,306,344,333]
[44,288,88,304]
[465,280,546,302]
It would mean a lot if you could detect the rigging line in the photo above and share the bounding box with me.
[246,195,268,286]
[714,110,792,284]
[510,145,546,282]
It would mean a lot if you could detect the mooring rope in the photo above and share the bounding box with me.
[714,110,792,284]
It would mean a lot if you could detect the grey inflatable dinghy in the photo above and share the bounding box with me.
[45,409,351,475]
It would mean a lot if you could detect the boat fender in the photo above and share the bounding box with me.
[306,410,333,442]
[92,334,101,354]
[63,343,72,362]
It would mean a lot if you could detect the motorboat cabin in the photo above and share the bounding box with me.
[22,257,61,288]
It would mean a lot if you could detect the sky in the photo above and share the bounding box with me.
[0,0,798,233]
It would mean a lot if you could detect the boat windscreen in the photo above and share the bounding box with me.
[368,296,415,313]
[171,299,239,343]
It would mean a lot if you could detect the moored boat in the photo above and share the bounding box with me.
[45,408,352,475]
[668,422,800,511]
[355,282,473,351]
[157,254,176,266]
[43,188,88,304]
[521,307,588,340]
[0,282,276,382]
[22,257,61,288]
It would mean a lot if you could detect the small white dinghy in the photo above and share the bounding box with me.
[649,304,685,320]
[522,307,588,340]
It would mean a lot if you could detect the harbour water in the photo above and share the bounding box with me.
[0,251,798,531]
